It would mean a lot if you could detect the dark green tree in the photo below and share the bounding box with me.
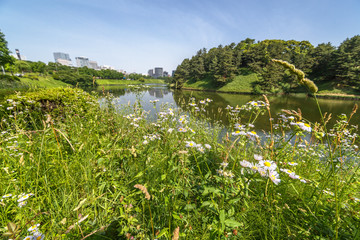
[0,30,14,69]
[331,35,360,89]
[173,58,190,88]
[30,61,47,74]
[189,49,206,81]
[309,42,336,81]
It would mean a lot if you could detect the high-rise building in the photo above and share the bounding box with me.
[56,59,72,66]
[53,52,72,66]
[53,52,71,61]
[148,69,154,77]
[154,67,163,78]
[89,61,99,70]
[75,57,90,68]
[163,71,169,77]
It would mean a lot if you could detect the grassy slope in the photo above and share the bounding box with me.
[19,75,70,88]
[183,70,360,97]
[97,78,165,85]
[183,72,258,93]
[316,81,360,97]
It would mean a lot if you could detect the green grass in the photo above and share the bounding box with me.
[97,78,165,85]
[183,71,258,93]
[19,74,70,88]
[316,81,360,97]
[0,88,359,239]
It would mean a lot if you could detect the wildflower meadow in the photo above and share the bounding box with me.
[0,83,359,239]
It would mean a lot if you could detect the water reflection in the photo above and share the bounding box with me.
[99,84,360,132]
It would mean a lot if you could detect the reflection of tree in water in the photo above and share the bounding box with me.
[92,85,359,132]
[91,86,126,97]
[86,87,126,97]
[267,95,360,128]
[173,90,360,132]
[173,90,255,126]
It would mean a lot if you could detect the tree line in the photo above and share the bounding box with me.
[173,36,360,93]
[0,29,128,88]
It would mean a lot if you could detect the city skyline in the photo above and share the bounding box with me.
[1,0,360,74]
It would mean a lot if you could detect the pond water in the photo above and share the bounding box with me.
[99,84,360,132]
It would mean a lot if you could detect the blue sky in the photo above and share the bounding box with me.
[1,0,359,74]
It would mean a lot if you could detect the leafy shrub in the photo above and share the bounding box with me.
[0,74,20,82]
[1,88,98,129]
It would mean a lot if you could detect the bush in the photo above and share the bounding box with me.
[0,74,20,82]
[1,88,98,130]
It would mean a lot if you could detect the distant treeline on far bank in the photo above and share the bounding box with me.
[172,35,360,94]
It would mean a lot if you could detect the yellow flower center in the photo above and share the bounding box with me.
[264,162,271,167]
[251,131,256,134]
[304,123,310,128]
[254,103,258,106]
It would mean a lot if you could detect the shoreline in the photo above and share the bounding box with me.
[178,87,360,100]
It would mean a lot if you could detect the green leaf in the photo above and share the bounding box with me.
[225,219,243,228]
[133,171,143,179]
[157,228,168,238]
[202,187,221,196]
[7,222,17,233]
[73,198,87,211]
[172,213,181,220]
[201,201,212,208]
[219,210,225,231]
[184,204,196,211]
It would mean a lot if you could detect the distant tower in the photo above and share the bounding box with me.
[154,67,163,78]
[75,57,90,68]
[148,69,154,77]
[15,49,21,60]
[89,61,99,70]
[53,52,72,66]
[53,52,71,61]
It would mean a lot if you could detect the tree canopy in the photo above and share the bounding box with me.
[0,29,14,67]
[173,36,360,93]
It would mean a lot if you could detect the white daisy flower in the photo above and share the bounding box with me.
[185,141,196,148]
[250,163,260,172]
[259,160,277,171]
[240,160,251,168]
[288,161,298,166]
[269,171,281,185]
[178,127,187,132]
[232,130,245,136]
[258,168,268,177]
[18,201,27,207]
[254,154,263,161]
[220,162,229,168]
[2,194,12,198]
[28,224,40,232]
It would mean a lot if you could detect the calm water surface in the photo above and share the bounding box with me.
[100,84,360,132]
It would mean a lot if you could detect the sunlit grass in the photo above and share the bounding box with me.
[0,87,359,239]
